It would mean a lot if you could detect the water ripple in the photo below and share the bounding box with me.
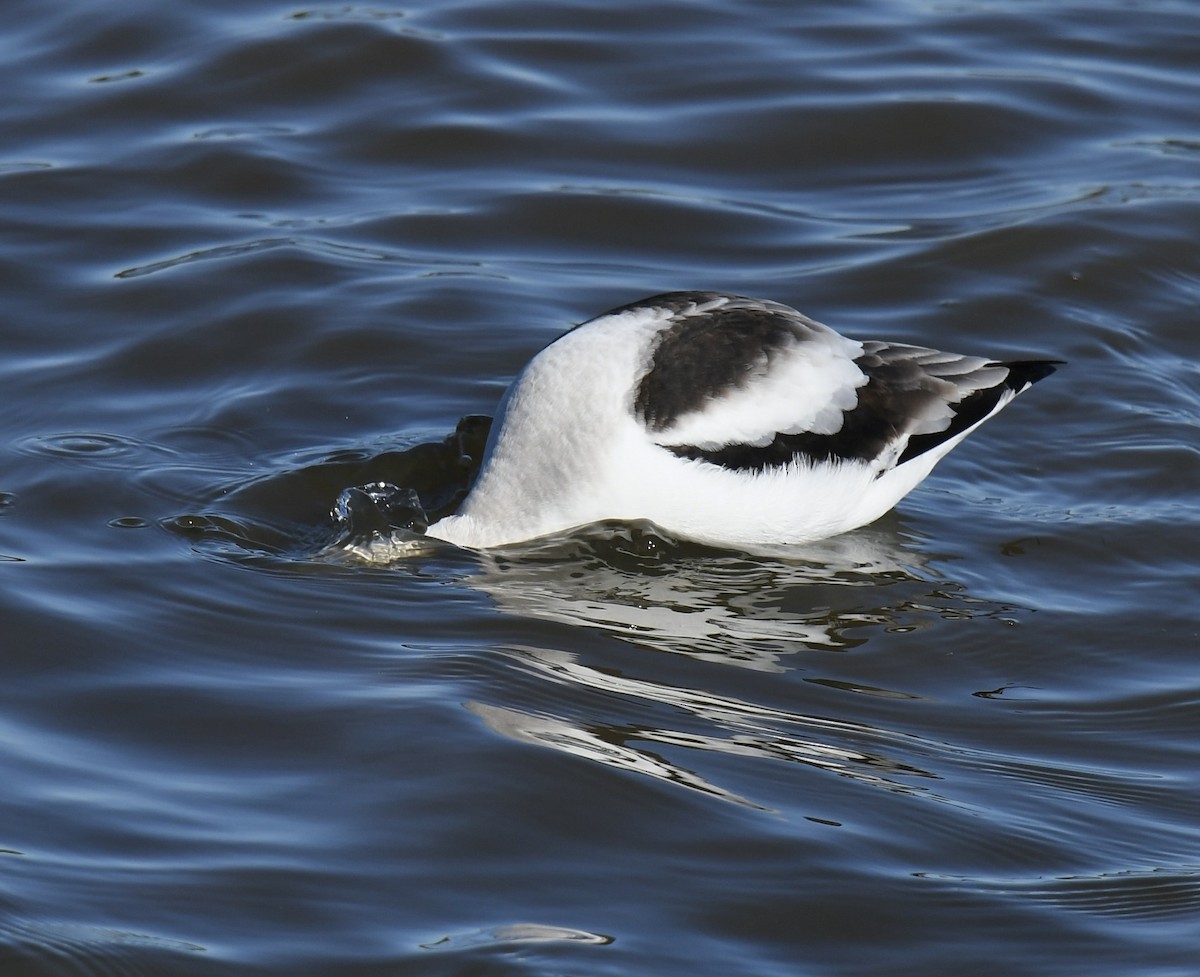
[472,644,938,810]
[922,866,1200,922]
[421,922,613,950]
[3,0,1199,973]
[113,236,393,279]
[0,911,207,977]
[17,433,174,465]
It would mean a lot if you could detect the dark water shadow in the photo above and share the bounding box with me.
[162,415,491,567]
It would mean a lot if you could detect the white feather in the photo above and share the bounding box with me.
[655,329,865,448]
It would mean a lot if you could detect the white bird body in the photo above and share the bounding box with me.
[426,292,1057,550]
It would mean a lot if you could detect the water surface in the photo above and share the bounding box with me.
[2,1,1199,975]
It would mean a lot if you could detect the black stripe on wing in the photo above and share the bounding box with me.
[632,299,801,432]
[665,357,1060,472]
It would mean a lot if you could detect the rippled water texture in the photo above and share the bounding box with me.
[2,1,1199,975]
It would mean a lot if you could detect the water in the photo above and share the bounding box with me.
[2,0,1198,974]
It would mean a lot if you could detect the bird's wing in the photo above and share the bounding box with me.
[628,292,868,450]
[624,293,1058,472]
[859,342,1060,467]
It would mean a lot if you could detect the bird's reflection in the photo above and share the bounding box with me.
[425,524,971,810]
[458,522,932,670]
[466,640,937,810]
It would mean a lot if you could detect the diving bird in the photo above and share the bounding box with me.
[425,291,1058,550]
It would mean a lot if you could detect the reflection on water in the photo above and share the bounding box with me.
[462,525,935,667]
[455,530,1024,810]
[420,923,613,951]
[467,644,935,811]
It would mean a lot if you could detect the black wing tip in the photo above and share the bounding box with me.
[893,358,1061,467]
[998,359,1064,389]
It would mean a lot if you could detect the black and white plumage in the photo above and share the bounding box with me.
[426,292,1058,550]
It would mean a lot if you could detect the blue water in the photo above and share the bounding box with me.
[2,1,1199,974]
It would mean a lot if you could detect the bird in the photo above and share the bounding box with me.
[424,291,1059,550]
